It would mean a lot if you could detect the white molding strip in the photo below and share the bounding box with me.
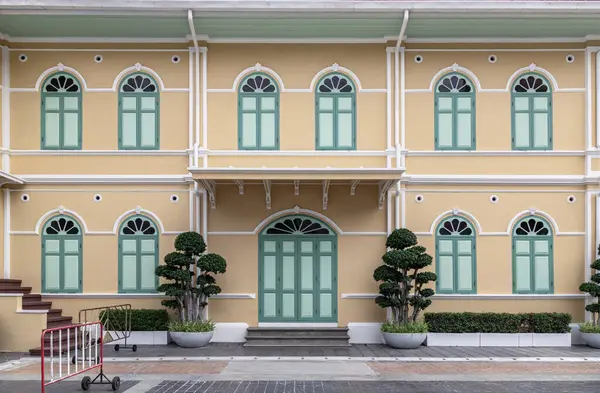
[405,63,582,94]
[409,208,584,237]
[40,293,255,299]
[17,174,192,184]
[6,37,190,43]
[11,63,189,93]
[258,323,338,328]
[207,231,386,236]
[199,149,391,157]
[341,293,586,300]
[405,150,585,157]
[402,174,587,185]
[9,150,189,156]
[1,45,10,172]
[3,188,9,279]
[405,189,585,194]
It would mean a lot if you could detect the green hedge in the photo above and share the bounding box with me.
[99,309,169,331]
[424,312,572,333]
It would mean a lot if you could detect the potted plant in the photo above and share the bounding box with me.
[579,244,600,348]
[155,231,227,348]
[373,228,436,349]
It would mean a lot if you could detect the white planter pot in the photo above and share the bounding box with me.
[170,331,214,348]
[382,332,426,349]
[426,333,480,347]
[570,324,586,345]
[107,331,170,345]
[581,333,600,348]
[531,333,571,347]
[480,333,519,347]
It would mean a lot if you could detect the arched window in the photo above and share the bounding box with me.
[435,216,477,294]
[41,73,82,150]
[511,73,553,150]
[434,73,476,150]
[118,73,160,150]
[512,216,554,294]
[41,215,82,293]
[238,73,279,150]
[315,73,356,150]
[118,215,159,293]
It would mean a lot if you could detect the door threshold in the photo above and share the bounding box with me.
[258,323,338,328]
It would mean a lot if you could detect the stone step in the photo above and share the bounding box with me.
[246,327,349,338]
[246,335,350,340]
[243,339,351,347]
[0,279,23,288]
[23,294,42,302]
[47,316,73,329]
[0,286,31,294]
[22,301,53,310]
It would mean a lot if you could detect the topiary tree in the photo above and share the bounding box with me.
[373,228,436,325]
[155,231,227,323]
[580,244,600,325]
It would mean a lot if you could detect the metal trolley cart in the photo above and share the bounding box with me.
[41,321,121,392]
[78,304,137,352]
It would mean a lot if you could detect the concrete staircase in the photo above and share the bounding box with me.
[0,279,75,356]
[244,327,351,347]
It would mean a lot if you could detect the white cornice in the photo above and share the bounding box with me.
[17,174,193,184]
[341,293,586,300]
[402,174,588,186]
[10,150,189,156]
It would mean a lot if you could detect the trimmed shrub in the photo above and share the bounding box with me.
[424,312,571,334]
[99,309,169,332]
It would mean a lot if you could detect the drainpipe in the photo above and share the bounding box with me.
[395,11,409,229]
[187,10,200,168]
[394,10,409,150]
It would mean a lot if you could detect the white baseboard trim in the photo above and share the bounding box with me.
[347,322,384,344]
[257,323,338,328]
[212,323,249,343]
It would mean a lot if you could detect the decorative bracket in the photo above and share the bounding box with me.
[451,63,459,72]
[322,180,330,210]
[263,180,272,210]
[528,208,537,215]
[294,180,300,196]
[199,180,216,209]
[452,208,459,215]
[529,63,536,72]
[233,180,244,195]
[293,205,301,214]
[254,62,262,71]
[58,206,65,214]
[378,180,396,209]
[350,180,360,196]
[135,62,142,71]
[332,63,339,71]
[57,63,65,71]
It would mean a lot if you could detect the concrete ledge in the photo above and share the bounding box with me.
[108,331,170,345]
[212,323,249,343]
[347,323,384,344]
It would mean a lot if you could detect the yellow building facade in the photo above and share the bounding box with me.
[0,1,598,351]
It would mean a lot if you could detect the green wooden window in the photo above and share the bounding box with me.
[434,73,476,150]
[238,73,279,150]
[259,216,337,323]
[512,216,554,294]
[41,215,82,293]
[511,73,553,150]
[315,73,356,150]
[118,215,159,293]
[118,73,160,150]
[41,73,82,150]
[435,216,477,294]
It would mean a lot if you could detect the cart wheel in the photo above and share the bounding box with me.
[114,344,120,351]
[111,376,121,391]
[96,356,100,365]
[81,376,91,391]
[132,345,138,352]
[71,356,76,365]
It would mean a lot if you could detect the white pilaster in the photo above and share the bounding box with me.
[1,45,9,172]
[3,188,9,278]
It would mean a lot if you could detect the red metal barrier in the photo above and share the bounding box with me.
[41,321,121,392]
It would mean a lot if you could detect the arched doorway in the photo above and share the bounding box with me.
[258,215,337,323]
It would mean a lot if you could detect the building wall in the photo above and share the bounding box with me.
[0,41,593,336]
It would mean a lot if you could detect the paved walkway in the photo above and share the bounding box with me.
[99,343,600,359]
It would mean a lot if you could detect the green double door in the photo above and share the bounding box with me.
[259,236,337,322]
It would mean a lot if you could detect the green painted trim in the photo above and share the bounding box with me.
[41,215,83,294]
[237,73,280,150]
[118,73,160,150]
[315,73,356,151]
[511,73,553,151]
[40,72,82,150]
[434,216,477,294]
[117,215,159,293]
[511,216,554,294]
[434,73,476,151]
[258,215,337,323]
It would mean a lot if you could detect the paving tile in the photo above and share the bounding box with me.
[0,380,138,393]
[144,381,600,393]
[368,361,600,375]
